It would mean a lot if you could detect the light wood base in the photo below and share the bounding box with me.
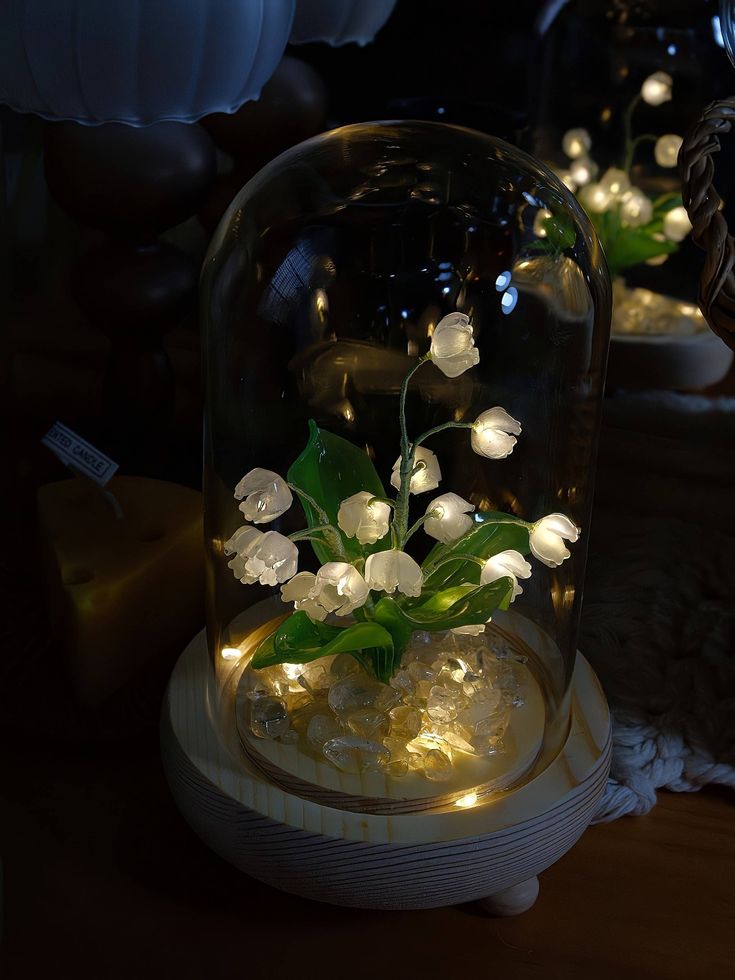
[478,876,540,916]
[161,630,611,912]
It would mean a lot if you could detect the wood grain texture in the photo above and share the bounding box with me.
[161,630,611,910]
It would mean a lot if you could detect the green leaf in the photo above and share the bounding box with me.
[251,611,394,670]
[422,512,530,590]
[287,420,389,564]
[373,577,515,674]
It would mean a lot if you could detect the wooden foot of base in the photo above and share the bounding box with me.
[477,876,540,916]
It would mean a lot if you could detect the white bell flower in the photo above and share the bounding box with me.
[529,514,580,568]
[662,206,692,243]
[390,446,442,494]
[234,467,292,524]
[429,312,480,378]
[471,407,522,459]
[225,525,264,581]
[480,549,532,601]
[229,529,298,586]
[654,134,682,169]
[365,549,423,597]
[337,491,391,545]
[561,127,592,160]
[641,71,672,106]
[280,571,328,621]
[313,562,369,616]
[619,188,653,228]
[424,492,475,545]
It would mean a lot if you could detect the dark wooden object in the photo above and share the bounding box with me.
[681,98,735,351]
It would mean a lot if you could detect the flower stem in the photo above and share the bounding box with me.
[393,357,429,546]
[287,483,331,526]
[622,93,642,176]
[404,512,433,544]
[414,420,473,447]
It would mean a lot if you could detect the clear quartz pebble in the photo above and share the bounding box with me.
[346,708,390,740]
[427,686,459,723]
[389,705,421,738]
[389,669,414,698]
[330,653,359,679]
[322,735,389,774]
[306,713,342,751]
[424,748,453,781]
[442,729,476,755]
[380,758,409,777]
[279,729,299,745]
[328,673,386,715]
[249,696,289,738]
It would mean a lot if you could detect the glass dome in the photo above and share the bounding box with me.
[201,121,610,807]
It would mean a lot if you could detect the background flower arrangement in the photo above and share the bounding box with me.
[551,71,692,279]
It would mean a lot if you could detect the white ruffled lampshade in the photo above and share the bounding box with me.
[0,0,295,125]
[289,0,396,46]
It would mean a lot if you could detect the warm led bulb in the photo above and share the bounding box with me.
[562,127,592,159]
[654,134,683,168]
[455,792,479,809]
[663,205,692,242]
[641,71,672,106]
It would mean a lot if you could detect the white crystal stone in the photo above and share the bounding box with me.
[249,696,289,739]
[346,709,390,740]
[306,713,342,751]
[424,748,453,781]
[322,735,389,774]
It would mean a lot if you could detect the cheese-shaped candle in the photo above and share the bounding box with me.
[37,476,204,704]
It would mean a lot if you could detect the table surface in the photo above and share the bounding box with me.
[0,726,732,980]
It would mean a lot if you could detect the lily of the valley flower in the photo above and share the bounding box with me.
[390,446,441,494]
[424,492,475,544]
[365,549,423,597]
[641,71,672,107]
[313,562,369,616]
[529,514,580,568]
[662,205,692,243]
[654,134,683,169]
[234,468,292,524]
[337,491,391,545]
[280,571,328,621]
[281,563,369,620]
[480,549,532,600]
[429,312,480,378]
[471,407,522,459]
[226,526,298,586]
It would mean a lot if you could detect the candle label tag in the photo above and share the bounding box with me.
[42,422,119,486]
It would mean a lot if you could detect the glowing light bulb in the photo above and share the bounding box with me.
[221,647,241,660]
[562,127,592,159]
[663,205,692,242]
[641,71,672,106]
[455,792,479,809]
[533,208,553,236]
[654,134,683,168]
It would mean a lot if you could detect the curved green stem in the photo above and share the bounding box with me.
[414,420,473,447]
[287,483,331,526]
[404,511,433,544]
[622,93,642,175]
[393,357,429,544]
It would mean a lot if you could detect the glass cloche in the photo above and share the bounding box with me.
[201,121,610,809]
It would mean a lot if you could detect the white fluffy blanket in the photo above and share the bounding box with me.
[584,392,735,820]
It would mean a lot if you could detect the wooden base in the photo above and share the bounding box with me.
[161,630,611,912]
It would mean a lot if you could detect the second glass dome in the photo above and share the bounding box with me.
[202,121,610,805]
